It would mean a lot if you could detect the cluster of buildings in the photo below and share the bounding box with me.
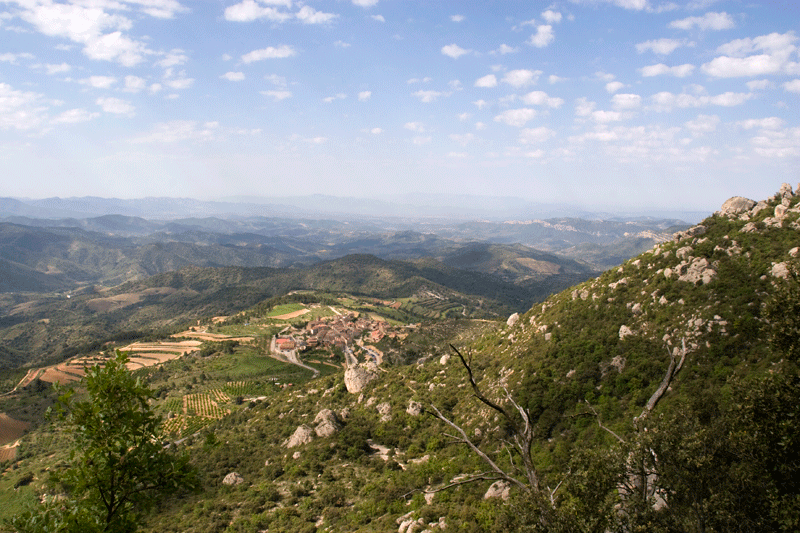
[274,312,406,356]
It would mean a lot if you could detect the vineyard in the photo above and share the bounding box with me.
[400,296,462,319]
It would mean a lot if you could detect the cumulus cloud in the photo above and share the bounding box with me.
[44,63,71,74]
[475,74,498,88]
[541,10,562,24]
[684,114,720,135]
[97,96,134,116]
[519,126,555,143]
[640,63,695,77]
[323,93,346,103]
[441,44,471,59]
[502,69,542,88]
[123,75,147,92]
[241,45,296,63]
[702,32,800,78]
[412,90,445,103]
[4,0,183,66]
[451,14,464,22]
[352,0,379,6]
[494,108,537,127]
[224,0,292,22]
[612,93,642,109]
[574,97,596,117]
[606,81,625,93]
[746,79,772,91]
[737,117,785,130]
[528,25,554,48]
[405,122,425,132]
[473,99,488,109]
[51,108,99,124]
[358,91,372,101]
[0,83,49,131]
[494,44,518,55]
[750,127,800,158]
[80,76,117,89]
[636,38,684,55]
[370,127,382,134]
[669,12,735,31]
[784,79,800,93]
[296,6,338,24]
[549,74,567,84]
[650,91,752,111]
[219,71,243,82]
[521,91,564,108]
[371,15,385,22]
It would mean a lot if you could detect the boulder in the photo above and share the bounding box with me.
[344,362,379,394]
[780,182,794,198]
[286,424,315,448]
[483,480,511,500]
[314,409,342,438]
[619,325,634,339]
[506,313,520,327]
[222,472,244,486]
[771,262,790,279]
[407,400,423,416]
[677,257,717,285]
[720,196,756,217]
[376,401,392,422]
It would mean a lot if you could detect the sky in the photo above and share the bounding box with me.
[0,0,798,212]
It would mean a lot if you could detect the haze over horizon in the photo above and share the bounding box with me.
[1,0,798,212]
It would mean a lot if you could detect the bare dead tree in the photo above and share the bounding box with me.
[409,344,568,506]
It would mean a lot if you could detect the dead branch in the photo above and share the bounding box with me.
[638,340,687,423]
[401,472,505,499]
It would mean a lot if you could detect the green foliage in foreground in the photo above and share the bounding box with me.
[8,351,198,533]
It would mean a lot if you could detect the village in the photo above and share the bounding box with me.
[271,309,412,367]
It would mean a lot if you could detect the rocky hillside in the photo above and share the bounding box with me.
[3,185,798,533]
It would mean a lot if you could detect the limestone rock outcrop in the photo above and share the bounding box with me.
[344,361,379,394]
[720,196,756,217]
[313,409,342,438]
[222,472,244,486]
[286,424,315,448]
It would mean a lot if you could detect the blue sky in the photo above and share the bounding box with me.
[1,0,798,212]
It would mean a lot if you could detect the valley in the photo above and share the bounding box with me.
[0,186,798,532]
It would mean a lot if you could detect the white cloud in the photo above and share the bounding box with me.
[296,6,338,24]
[475,122,486,130]
[0,52,34,64]
[521,91,564,108]
[80,76,117,89]
[370,127,382,134]
[358,91,372,101]
[45,63,71,74]
[323,93,346,103]
[405,122,425,132]
[750,127,800,158]
[528,25,554,48]
[746,79,772,91]
[494,108,537,127]
[684,114,720,134]
[502,69,542,88]
[51,108,99,124]
[494,44,518,55]
[458,113,471,121]
[473,99,488,109]
[442,44,470,59]
[353,0,379,6]
[702,34,800,77]
[224,0,292,22]
[371,15,385,22]
[475,74,498,88]
[592,110,623,123]
[449,80,462,90]
[636,38,683,55]
[412,90,444,103]
[669,12,735,31]
[451,14,465,22]
[606,81,625,93]
[612,93,642,109]
[334,40,351,48]
[574,97,596,117]
[163,68,193,89]
[541,10,562,24]
[123,75,147,92]
[265,74,287,87]
[157,49,189,68]
[519,126,555,143]
[96,96,134,116]
[241,45,296,63]
[407,77,431,84]
[221,71,245,81]
[650,91,752,111]
[595,71,615,82]
[261,90,292,101]
[737,117,785,130]
[784,79,800,93]
[0,83,48,131]
[548,75,566,84]
[640,63,695,77]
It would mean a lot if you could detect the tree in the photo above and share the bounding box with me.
[11,351,198,533]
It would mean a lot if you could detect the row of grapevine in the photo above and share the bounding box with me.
[183,393,228,419]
